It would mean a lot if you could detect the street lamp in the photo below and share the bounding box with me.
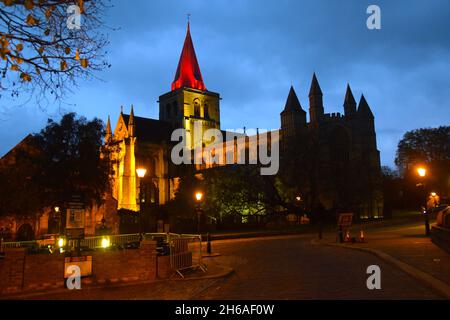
[195,191,204,234]
[416,166,430,236]
[136,168,147,235]
[417,167,426,178]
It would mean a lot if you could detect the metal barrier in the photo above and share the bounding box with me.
[1,233,207,277]
[169,234,206,278]
[0,240,37,252]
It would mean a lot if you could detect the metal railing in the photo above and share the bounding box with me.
[1,233,207,277]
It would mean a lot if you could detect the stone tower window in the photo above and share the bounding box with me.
[204,101,210,119]
[194,99,201,117]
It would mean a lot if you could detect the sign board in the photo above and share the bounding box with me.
[337,213,354,228]
[64,256,92,278]
[66,194,85,239]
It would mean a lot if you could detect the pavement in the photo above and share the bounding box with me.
[312,220,450,298]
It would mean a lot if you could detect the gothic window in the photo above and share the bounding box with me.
[194,99,201,117]
[204,101,210,119]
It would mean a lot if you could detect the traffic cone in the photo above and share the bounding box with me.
[345,230,351,242]
[360,229,365,243]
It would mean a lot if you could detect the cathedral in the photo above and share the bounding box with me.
[108,22,383,219]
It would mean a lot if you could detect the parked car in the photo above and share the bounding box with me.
[436,206,450,228]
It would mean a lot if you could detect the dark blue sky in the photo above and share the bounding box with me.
[1,0,449,166]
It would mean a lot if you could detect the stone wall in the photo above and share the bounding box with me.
[0,240,160,296]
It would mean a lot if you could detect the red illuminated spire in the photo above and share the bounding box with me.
[171,22,206,91]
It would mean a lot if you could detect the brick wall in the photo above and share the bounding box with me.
[0,240,159,296]
[89,240,157,284]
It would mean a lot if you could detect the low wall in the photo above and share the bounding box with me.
[0,240,162,296]
[431,226,450,253]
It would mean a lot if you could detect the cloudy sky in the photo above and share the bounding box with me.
[1,0,449,166]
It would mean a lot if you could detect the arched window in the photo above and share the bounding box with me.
[194,99,201,117]
[204,101,210,119]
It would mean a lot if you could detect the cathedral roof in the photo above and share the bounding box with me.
[309,73,323,97]
[282,86,305,113]
[171,22,206,91]
[122,114,173,144]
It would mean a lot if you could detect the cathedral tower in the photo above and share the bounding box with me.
[309,73,324,123]
[159,22,220,149]
[280,86,306,137]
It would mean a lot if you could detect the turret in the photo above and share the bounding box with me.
[344,84,357,116]
[281,86,306,137]
[309,73,324,123]
[105,115,112,143]
[357,94,374,119]
[128,105,135,137]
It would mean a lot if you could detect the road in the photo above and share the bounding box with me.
[25,234,441,300]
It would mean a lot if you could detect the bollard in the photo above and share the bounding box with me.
[360,229,365,243]
[206,233,212,255]
[338,226,344,243]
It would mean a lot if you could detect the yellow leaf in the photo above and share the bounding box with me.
[24,0,34,10]
[80,59,88,68]
[16,43,24,52]
[61,60,67,71]
[20,73,32,82]
[26,14,39,26]
[75,49,80,61]
[11,64,19,71]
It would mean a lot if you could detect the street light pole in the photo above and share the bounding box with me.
[195,191,204,234]
[416,167,430,236]
[136,168,147,237]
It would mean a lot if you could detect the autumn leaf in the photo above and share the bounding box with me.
[80,59,89,68]
[11,65,19,71]
[26,14,39,26]
[15,43,24,52]
[61,60,68,71]
[20,73,32,82]
[24,0,34,10]
[64,47,71,55]
[75,49,80,61]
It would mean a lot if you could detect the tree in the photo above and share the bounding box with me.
[0,0,110,103]
[395,126,450,197]
[33,112,111,208]
[0,112,112,217]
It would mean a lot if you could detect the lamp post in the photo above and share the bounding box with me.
[416,167,430,236]
[195,191,204,234]
[54,206,61,235]
[136,168,147,236]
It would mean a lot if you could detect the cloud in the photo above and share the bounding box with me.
[1,0,449,166]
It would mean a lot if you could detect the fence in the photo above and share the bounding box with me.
[1,233,207,277]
